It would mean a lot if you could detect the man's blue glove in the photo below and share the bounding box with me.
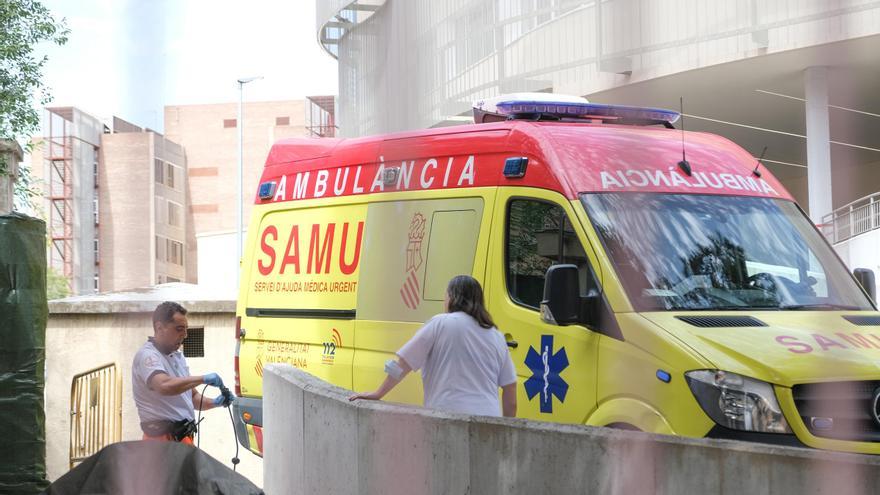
[213,392,235,408]
[203,373,224,387]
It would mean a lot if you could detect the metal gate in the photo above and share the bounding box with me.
[69,363,122,468]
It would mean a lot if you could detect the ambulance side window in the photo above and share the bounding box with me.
[506,199,598,310]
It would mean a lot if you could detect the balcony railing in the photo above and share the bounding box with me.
[821,192,880,244]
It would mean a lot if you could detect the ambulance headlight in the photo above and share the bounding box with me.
[685,370,792,434]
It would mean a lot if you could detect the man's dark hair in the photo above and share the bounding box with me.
[152,301,187,330]
[446,275,496,329]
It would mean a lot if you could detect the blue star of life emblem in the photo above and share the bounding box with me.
[524,335,569,413]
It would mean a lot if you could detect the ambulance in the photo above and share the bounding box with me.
[232,93,880,456]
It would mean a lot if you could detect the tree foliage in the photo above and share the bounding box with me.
[46,265,70,300]
[0,0,68,210]
[0,0,68,139]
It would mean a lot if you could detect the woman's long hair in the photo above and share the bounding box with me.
[446,275,496,329]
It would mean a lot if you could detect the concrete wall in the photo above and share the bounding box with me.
[831,160,880,212]
[265,364,880,495]
[835,228,880,277]
[44,308,262,485]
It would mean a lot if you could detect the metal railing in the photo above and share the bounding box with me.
[307,95,338,138]
[69,363,122,468]
[821,192,880,244]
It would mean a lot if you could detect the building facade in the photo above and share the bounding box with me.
[31,107,104,295]
[99,117,193,290]
[163,100,312,289]
[318,0,880,275]
[31,108,194,295]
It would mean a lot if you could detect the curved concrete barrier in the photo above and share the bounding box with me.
[264,364,880,495]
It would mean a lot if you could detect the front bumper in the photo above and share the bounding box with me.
[777,385,880,455]
[706,425,807,448]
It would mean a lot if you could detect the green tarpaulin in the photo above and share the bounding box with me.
[0,213,49,494]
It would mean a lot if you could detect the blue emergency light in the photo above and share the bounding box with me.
[258,181,276,200]
[473,93,680,126]
[503,157,528,178]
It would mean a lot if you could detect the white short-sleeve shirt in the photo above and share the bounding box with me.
[397,312,517,417]
[131,338,195,423]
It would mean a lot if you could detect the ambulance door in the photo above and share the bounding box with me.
[486,188,602,424]
[351,192,494,405]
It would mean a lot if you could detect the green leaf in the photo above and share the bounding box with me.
[0,0,68,211]
[0,0,69,141]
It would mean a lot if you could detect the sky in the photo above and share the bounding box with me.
[38,0,339,132]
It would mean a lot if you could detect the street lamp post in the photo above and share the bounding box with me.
[237,76,262,289]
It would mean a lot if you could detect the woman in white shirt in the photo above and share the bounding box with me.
[350,275,517,417]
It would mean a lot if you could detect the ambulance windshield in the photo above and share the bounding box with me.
[581,193,874,312]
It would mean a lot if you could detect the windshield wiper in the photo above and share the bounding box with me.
[666,304,779,311]
[778,303,862,311]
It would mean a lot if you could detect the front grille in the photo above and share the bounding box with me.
[792,381,880,442]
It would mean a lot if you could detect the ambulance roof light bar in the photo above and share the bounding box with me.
[473,93,680,127]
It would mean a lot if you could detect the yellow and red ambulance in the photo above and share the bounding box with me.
[232,94,879,455]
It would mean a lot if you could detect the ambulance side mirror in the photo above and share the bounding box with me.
[541,264,581,325]
[854,268,876,303]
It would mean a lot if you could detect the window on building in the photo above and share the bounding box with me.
[94,275,99,293]
[223,119,237,128]
[176,241,184,266]
[506,199,596,309]
[168,240,184,266]
[275,116,290,126]
[93,195,99,225]
[94,238,99,262]
[155,235,166,262]
[182,327,205,358]
[155,159,164,184]
[166,162,175,189]
[168,201,182,227]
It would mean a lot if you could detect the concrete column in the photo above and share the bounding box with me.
[804,66,833,224]
[0,140,23,214]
